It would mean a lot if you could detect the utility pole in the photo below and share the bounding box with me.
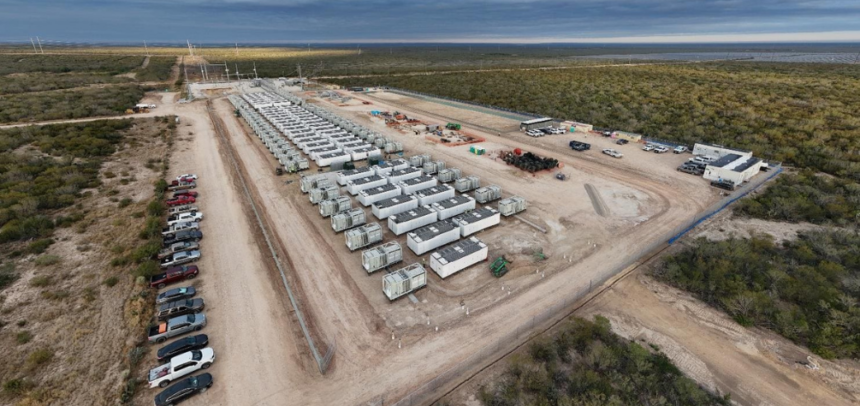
[235,42,239,56]
[30,38,38,54]
[235,64,240,82]
[186,40,194,56]
[144,40,149,56]
[253,62,258,79]
[36,36,44,54]
[224,62,230,82]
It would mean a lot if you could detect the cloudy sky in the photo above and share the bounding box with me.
[1,0,859,43]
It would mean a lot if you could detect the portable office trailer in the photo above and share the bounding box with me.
[300,174,332,193]
[452,207,500,236]
[388,206,438,236]
[319,196,351,217]
[433,196,476,220]
[383,263,427,301]
[345,223,383,251]
[407,220,459,255]
[385,167,423,185]
[362,242,403,274]
[474,185,502,203]
[409,154,431,167]
[454,176,481,193]
[414,185,456,206]
[337,167,375,186]
[357,184,402,207]
[437,168,461,183]
[422,161,446,175]
[498,196,527,216]
[398,175,438,195]
[372,195,418,219]
[429,237,488,279]
[331,208,366,232]
[347,175,387,195]
[316,151,351,167]
[309,185,340,204]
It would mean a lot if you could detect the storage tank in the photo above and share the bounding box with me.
[398,175,438,195]
[346,175,387,195]
[316,151,351,167]
[474,185,502,204]
[300,174,332,193]
[498,196,527,217]
[337,166,375,186]
[345,223,383,251]
[373,159,409,177]
[454,176,481,193]
[437,168,461,183]
[372,195,418,219]
[407,220,459,255]
[319,196,351,217]
[331,208,366,232]
[422,160,446,175]
[432,196,476,220]
[409,154,431,167]
[309,185,340,204]
[357,184,402,207]
[429,237,488,279]
[385,167,423,185]
[362,242,403,274]
[452,207,500,236]
[388,206,439,236]
[413,185,456,206]
[382,263,427,301]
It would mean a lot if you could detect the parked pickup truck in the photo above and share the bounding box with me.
[156,298,205,321]
[167,211,203,226]
[156,286,196,305]
[147,347,215,388]
[163,230,203,247]
[168,180,197,191]
[172,190,199,199]
[168,204,198,216]
[166,195,195,207]
[175,173,198,182]
[160,250,201,269]
[161,221,199,236]
[157,242,200,260]
[150,265,199,289]
[147,313,207,344]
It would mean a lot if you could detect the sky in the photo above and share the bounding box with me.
[1,0,860,44]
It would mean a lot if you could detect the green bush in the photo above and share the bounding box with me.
[29,275,52,287]
[34,254,61,267]
[0,262,17,290]
[110,256,130,267]
[138,217,163,241]
[2,378,33,396]
[135,261,159,278]
[118,198,133,208]
[104,276,119,287]
[16,331,32,344]
[26,348,54,368]
[26,239,53,254]
[103,171,116,179]
[146,200,165,217]
[153,179,168,196]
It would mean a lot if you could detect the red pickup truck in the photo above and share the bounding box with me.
[172,190,199,198]
[166,195,196,206]
[150,265,199,289]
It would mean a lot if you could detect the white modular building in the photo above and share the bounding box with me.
[429,237,488,279]
[407,220,459,255]
[309,146,342,161]
[388,206,438,236]
[357,184,402,207]
[413,185,456,206]
[452,207,500,236]
[432,195,476,220]
[398,175,437,195]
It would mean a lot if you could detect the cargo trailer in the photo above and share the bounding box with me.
[316,151,351,167]
[432,195,476,220]
[452,207,500,236]
[331,208,366,232]
[429,237,488,279]
[373,159,409,176]
[337,166,375,186]
[357,184,401,207]
[383,263,427,301]
[385,167,423,185]
[474,185,502,204]
[498,196,527,216]
[319,196,351,217]
[409,154,431,167]
[407,220,459,255]
[437,168,461,183]
[362,242,403,274]
[309,185,340,204]
[388,206,438,236]
[346,175,387,195]
[372,195,418,219]
[345,223,383,251]
[454,176,481,193]
[398,175,438,195]
[413,185,456,206]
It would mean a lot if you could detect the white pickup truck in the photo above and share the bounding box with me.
[148,348,215,388]
[167,211,204,226]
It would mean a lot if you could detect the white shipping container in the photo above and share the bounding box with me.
[388,206,438,235]
[337,167,375,186]
[452,207,500,236]
[429,237,488,279]
[372,195,418,219]
[373,159,409,177]
[407,220,459,255]
[361,242,403,273]
[310,146,342,161]
[398,175,438,195]
[357,184,402,207]
[382,263,427,301]
[319,196,351,217]
[433,196,477,220]
[347,175,387,195]
[385,167,423,185]
[316,151,351,167]
[414,185,456,206]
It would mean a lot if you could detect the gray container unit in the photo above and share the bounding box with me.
[374,137,388,148]
[429,237,489,279]
[454,176,481,193]
[372,195,418,220]
[474,185,502,204]
[422,160,446,175]
[373,159,409,176]
[413,185,456,206]
[409,154,431,167]
[383,263,427,301]
[388,206,438,236]
[300,174,332,193]
[337,166,375,186]
[347,175,387,195]
[357,184,402,207]
[407,220,459,255]
[452,207,500,237]
[384,142,403,153]
[309,185,340,204]
[498,196,527,217]
[345,223,383,251]
[319,196,351,217]
[437,168,461,183]
[398,175,438,195]
[331,208,366,232]
[285,158,310,173]
[385,167,422,185]
[361,242,403,274]
[432,195,477,220]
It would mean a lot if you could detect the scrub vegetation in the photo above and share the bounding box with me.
[135,56,178,82]
[738,171,860,226]
[0,85,146,123]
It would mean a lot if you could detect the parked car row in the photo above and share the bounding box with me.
[525,127,565,137]
[149,173,215,405]
[677,161,706,175]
